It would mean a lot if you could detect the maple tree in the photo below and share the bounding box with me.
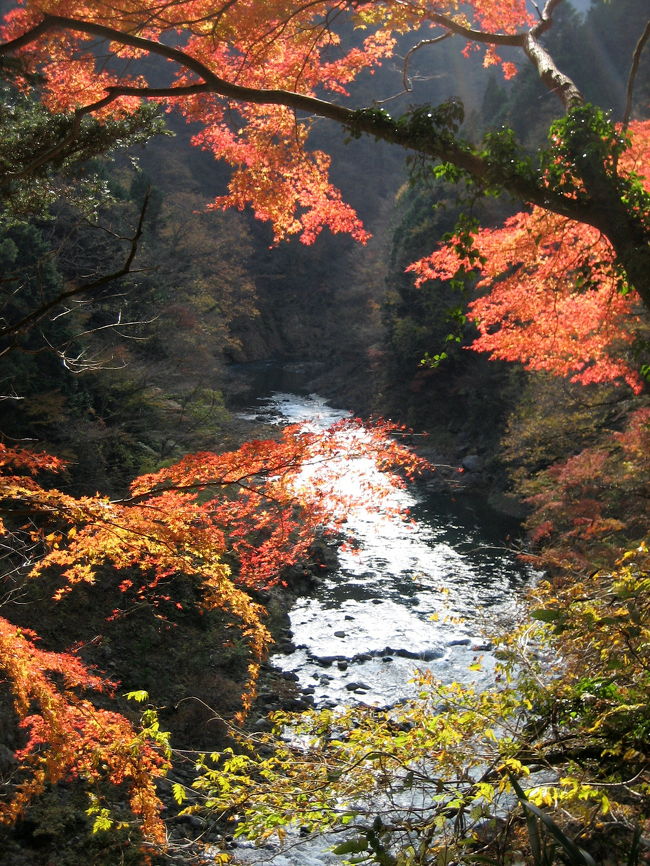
[409,116,650,391]
[0,617,171,842]
[0,420,427,847]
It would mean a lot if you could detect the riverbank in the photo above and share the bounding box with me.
[0,382,530,866]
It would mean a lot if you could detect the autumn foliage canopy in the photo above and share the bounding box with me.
[0,421,426,844]
[1,0,648,388]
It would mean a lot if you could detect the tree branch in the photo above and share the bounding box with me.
[2,16,592,217]
[622,18,650,130]
[522,30,583,109]
[0,14,354,122]
[0,191,150,348]
[393,1,527,47]
[410,0,583,110]
[402,33,453,92]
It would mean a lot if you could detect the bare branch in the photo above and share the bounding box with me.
[522,1,584,110]
[402,33,452,92]
[44,336,128,373]
[0,190,150,346]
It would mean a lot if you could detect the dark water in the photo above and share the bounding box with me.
[227,359,327,406]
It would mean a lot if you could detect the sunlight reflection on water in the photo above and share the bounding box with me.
[239,391,531,708]
[224,390,534,866]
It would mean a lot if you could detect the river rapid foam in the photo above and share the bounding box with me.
[238,391,531,708]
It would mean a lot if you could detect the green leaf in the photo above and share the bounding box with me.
[124,689,149,703]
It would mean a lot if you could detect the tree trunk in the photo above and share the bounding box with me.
[608,226,650,310]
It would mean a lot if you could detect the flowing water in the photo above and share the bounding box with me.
[225,374,533,866]
[237,386,531,707]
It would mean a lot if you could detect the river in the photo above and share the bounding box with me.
[224,368,533,866]
[234,376,532,709]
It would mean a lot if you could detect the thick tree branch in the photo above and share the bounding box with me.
[526,0,584,109]
[0,14,356,121]
[523,30,583,109]
[623,18,650,130]
[13,84,207,180]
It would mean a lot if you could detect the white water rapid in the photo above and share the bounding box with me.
[223,388,532,866]
[238,390,530,706]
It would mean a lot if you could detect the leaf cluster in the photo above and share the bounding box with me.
[0,420,429,846]
[522,405,650,571]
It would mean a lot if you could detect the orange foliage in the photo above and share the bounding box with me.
[522,407,650,571]
[0,441,66,475]
[0,618,170,842]
[409,121,650,391]
[0,0,536,243]
[0,420,427,837]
